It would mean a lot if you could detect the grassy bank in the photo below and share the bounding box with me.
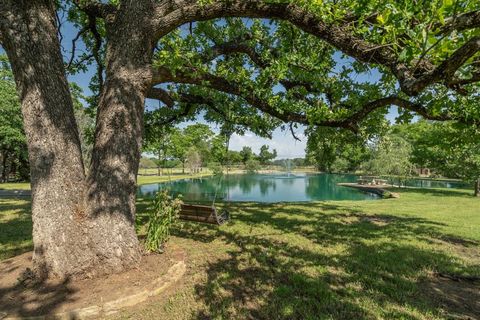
[0,182,31,190]
[0,171,212,191]
[1,187,478,319]
[137,171,212,185]
[129,188,480,319]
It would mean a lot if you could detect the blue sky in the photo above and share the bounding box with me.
[1,17,400,159]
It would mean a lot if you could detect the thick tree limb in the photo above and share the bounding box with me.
[201,40,322,94]
[147,87,176,108]
[87,14,104,92]
[439,10,480,33]
[402,36,480,95]
[155,2,398,68]
[152,65,456,130]
[152,66,310,124]
[154,1,480,97]
[203,38,266,67]
[344,96,453,124]
[448,72,480,87]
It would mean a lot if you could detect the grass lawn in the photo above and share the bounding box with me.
[1,187,479,319]
[0,171,212,191]
[0,182,31,190]
[137,171,212,185]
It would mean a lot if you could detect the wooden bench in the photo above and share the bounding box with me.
[179,204,230,225]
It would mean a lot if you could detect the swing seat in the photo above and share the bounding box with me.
[179,203,230,225]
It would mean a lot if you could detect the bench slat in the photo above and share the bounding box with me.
[179,203,229,225]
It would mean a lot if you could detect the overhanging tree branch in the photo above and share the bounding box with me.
[155,1,397,67]
[154,1,480,97]
[199,39,323,94]
[151,65,458,131]
[439,10,480,33]
[402,36,480,95]
[147,87,175,108]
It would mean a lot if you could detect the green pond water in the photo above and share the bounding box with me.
[137,173,378,202]
[137,173,469,203]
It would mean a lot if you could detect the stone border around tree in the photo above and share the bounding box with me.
[2,260,187,320]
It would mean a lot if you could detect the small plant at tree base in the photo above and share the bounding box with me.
[145,190,182,253]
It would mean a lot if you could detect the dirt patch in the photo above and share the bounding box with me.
[342,213,394,226]
[360,215,394,226]
[439,235,479,247]
[421,275,480,319]
[0,244,186,319]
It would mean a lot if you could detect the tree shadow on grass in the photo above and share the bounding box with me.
[0,252,77,318]
[0,199,77,318]
[174,202,479,319]
[0,197,33,260]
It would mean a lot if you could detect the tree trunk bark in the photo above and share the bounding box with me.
[84,2,156,276]
[1,1,88,278]
[475,178,480,197]
[1,0,156,279]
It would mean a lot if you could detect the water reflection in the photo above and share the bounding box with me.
[137,173,377,202]
[138,173,469,203]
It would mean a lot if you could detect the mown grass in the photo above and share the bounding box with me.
[126,187,480,320]
[1,187,479,319]
[0,182,31,190]
[0,171,211,191]
[137,172,212,185]
[0,197,32,260]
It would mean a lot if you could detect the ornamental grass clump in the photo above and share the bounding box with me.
[145,190,182,253]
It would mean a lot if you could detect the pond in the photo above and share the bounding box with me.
[137,173,379,202]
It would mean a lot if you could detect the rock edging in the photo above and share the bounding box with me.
[4,260,186,320]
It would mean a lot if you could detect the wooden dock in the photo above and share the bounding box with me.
[338,183,399,198]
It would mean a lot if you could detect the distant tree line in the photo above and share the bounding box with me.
[0,56,28,182]
[306,121,480,196]
[0,55,95,183]
[142,123,279,174]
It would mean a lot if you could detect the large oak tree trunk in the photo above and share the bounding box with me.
[83,2,156,276]
[0,1,88,278]
[1,0,155,278]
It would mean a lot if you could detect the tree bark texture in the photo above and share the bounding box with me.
[475,178,480,197]
[0,0,88,278]
[0,0,155,278]
[84,1,157,275]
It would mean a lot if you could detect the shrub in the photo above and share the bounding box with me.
[208,162,224,175]
[145,190,182,253]
[245,159,261,173]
